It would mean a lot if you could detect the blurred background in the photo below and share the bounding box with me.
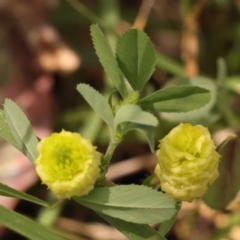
[0,0,240,239]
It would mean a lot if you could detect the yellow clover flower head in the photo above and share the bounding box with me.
[35,130,102,199]
[155,123,220,202]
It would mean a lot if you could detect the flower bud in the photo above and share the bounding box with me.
[35,130,101,199]
[155,123,220,202]
[120,91,140,106]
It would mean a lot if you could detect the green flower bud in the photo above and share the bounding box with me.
[120,91,140,106]
[155,123,220,202]
[35,130,102,199]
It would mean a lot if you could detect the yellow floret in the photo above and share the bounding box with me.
[35,130,102,199]
[155,123,220,202]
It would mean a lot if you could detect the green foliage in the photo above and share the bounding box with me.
[161,77,218,124]
[3,99,39,164]
[216,59,239,128]
[0,205,65,240]
[203,136,240,210]
[77,83,114,129]
[0,183,49,208]
[116,29,157,90]
[0,17,233,239]
[122,123,155,153]
[74,185,177,224]
[114,104,158,130]
[158,202,181,236]
[140,86,211,112]
[90,24,127,98]
[0,109,19,150]
[100,213,167,240]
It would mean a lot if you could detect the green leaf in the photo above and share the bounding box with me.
[99,213,166,240]
[74,185,177,224]
[160,77,218,124]
[114,104,158,131]
[158,214,177,236]
[4,99,39,164]
[0,183,49,208]
[90,24,127,98]
[0,205,66,240]
[158,202,181,236]
[203,136,240,210]
[77,84,114,129]
[116,29,157,90]
[122,123,155,153]
[140,86,210,112]
[0,109,19,150]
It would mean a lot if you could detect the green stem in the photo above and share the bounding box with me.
[65,0,103,25]
[37,193,64,227]
[217,58,239,129]
[98,178,116,187]
[97,138,119,187]
[100,139,118,177]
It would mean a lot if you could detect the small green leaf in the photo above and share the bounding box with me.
[160,77,217,124]
[116,29,157,90]
[203,136,240,210]
[99,213,166,240]
[74,185,177,224]
[140,86,210,112]
[90,24,127,98]
[4,99,39,164]
[158,202,181,236]
[0,183,49,208]
[122,123,155,153]
[158,215,176,236]
[114,104,158,131]
[77,84,114,129]
[0,109,19,149]
[0,205,66,240]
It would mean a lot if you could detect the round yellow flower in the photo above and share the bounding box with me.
[35,130,102,199]
[155,123,220,202]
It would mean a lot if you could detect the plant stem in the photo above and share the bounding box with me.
[97,138,119,187]
[98,178,116,187]
[217,58,240,129]
[102,140,118,165]
[65,0,102,25]
[37,193,64,227]
[100,138,119,177]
